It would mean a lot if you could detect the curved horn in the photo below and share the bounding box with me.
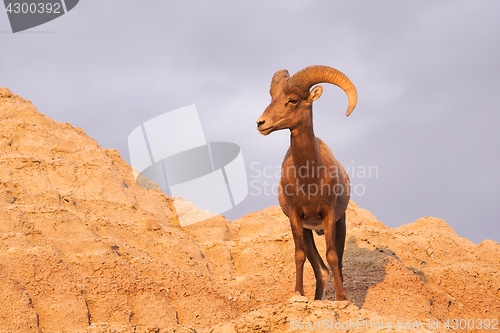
[270,69,290,94]
[287,65,357,116]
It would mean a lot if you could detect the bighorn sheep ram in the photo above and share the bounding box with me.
[256,65,357,301]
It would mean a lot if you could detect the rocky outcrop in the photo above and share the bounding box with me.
[0,88,249,332]
[0,88,498,332]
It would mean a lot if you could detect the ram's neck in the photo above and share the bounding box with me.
[290,118,322,170]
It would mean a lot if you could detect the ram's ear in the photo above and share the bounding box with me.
[307,85,323,103]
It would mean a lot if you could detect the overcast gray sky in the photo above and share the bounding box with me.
[1,1,499,244]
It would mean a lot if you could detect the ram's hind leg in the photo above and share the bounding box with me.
[304,228,329,300]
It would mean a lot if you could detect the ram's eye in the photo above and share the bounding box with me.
[288,99,298,104]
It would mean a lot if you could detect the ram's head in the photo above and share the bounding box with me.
[257,65,357,135]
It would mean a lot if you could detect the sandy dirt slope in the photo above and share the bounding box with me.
[0,88,498,332]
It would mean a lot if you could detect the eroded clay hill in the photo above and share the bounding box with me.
[0,88,499,333]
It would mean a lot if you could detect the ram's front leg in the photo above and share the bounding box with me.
[289,210,306,295]
[322,208,348,301]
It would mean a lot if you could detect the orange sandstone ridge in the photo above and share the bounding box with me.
[0,87,499,333]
